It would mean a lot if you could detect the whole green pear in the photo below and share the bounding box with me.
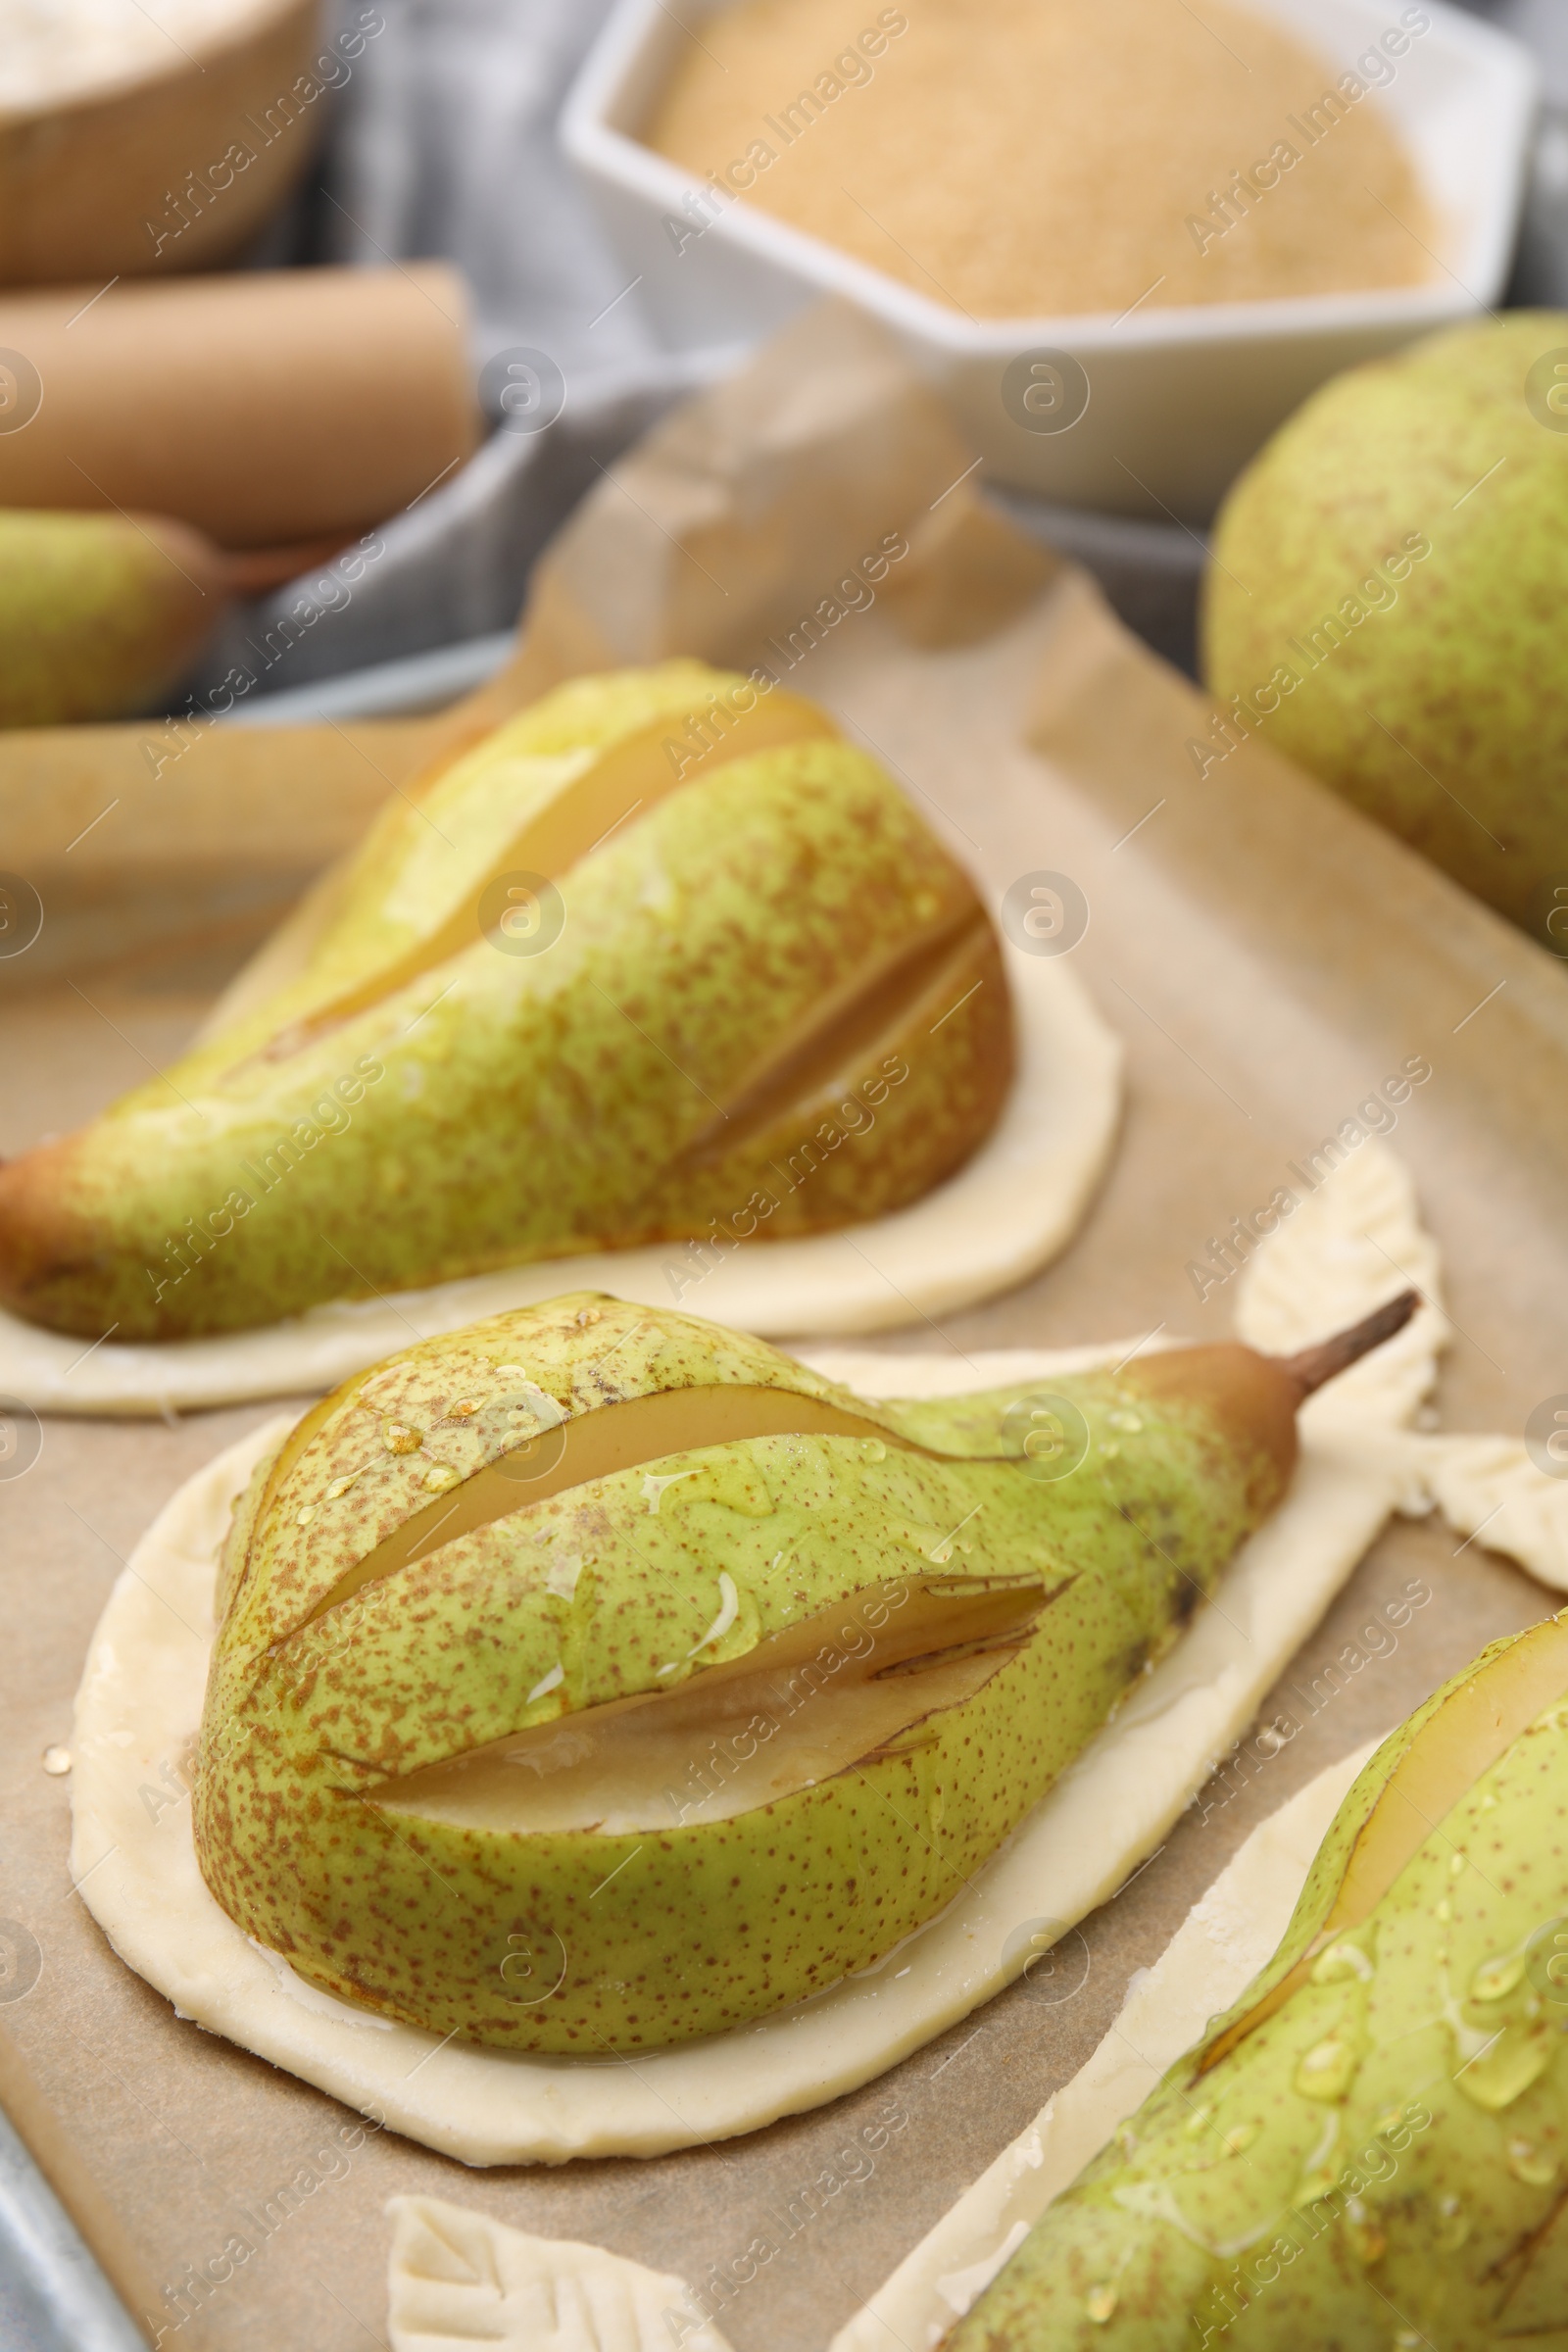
[0,661,1011,1339]
[0,508,226,724]
[1202,314,1568,949]
[192,1290,1384,2053]
[950,1611,1568,2350]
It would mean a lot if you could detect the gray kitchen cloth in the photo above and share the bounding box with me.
[312,0,663,375]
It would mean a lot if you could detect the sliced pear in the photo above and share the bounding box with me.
[1200,1608,1568,2070]
[950,1610,1568,2352]
[0,665,1014,1340]
[193,1291,1417,2050]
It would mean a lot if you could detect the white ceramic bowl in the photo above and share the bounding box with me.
[562,0,1539,517]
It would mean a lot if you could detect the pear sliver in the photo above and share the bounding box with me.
[665,902,996,1178]
[302,1380,923,1630]
[191,662,793,1069]
[373,1573,1055,1837]
[1198,1610,1568,2073]
[249,686,839,1065]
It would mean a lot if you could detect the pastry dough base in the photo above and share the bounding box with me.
[68,1403,1403,2167]
[1,948,1120,1416]
[62,1151,1423,2163]
[73,1143,1564,2169]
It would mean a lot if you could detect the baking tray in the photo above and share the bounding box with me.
[4,421,1568,2352]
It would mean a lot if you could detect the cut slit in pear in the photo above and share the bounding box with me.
[668,904,996,1175]
[300,1383,932,1630]
[1200,1612,1568,2073]
[252,689,839,1064]
[374,1573,1059,1836]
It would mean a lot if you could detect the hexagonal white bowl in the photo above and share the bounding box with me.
[562,0,1539,517]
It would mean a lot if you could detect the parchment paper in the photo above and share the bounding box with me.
[3,306,1567,2350]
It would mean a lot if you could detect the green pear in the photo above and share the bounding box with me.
[192,1289,1412,2052]
[0,508,226,725]
[0,661,1012,1340]
[949,1610,1568,2350]
[1201,314,1568,947]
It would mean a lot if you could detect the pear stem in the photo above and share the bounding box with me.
[1277,1288,1420,1397]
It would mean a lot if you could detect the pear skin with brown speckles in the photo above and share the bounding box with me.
[193,1293,1310,2051]
[949,1614,1568,2350]
[1204,314,1568,949]
[0,661,1011,1340]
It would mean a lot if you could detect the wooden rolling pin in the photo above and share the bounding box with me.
[0,266,479,549]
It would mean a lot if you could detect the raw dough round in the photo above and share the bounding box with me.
[70,1147,1464,2164]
